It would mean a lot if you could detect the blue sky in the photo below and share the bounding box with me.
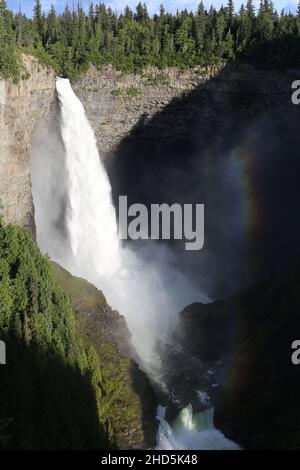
[6,0,298,17]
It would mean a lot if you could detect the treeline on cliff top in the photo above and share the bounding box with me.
[0,216,116,449]
[1,0,300,80]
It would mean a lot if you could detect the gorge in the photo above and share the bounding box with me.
[32,76,232,449]
[1,53,300,450]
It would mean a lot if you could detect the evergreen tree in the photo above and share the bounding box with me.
[1,1,300,79]
[194,1,206,50]
[246,0,255,17]
[257,0,274,39]
[0,0,19,79]
[224,29,235,57]
[227,0,235,26]
[33,0,44,43]
[124,5,133,20]
[46,5,59,46]
[135,2,149,22]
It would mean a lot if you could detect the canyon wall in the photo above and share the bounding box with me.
[0,55,56,233]
[73,64,222,158]
[2,55,300,449]
[73,63,299,161]
[1,56,299,236]
[163,264,300,449]
[0,56,221,232]
[1,56,300,293]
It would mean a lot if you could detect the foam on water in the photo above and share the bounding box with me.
[156,405,240,450]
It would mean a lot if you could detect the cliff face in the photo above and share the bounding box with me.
[1,57,299,243]
[103,63,300,297]
[0,58,221,231]
[0,55,56,233]
[73,63,299,162]
[73,64,221,158]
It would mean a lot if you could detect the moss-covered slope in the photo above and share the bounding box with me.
[0,221,157,449]
[0,221,112,449]
[52,263,158,450]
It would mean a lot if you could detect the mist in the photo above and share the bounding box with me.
[31,78,202,367]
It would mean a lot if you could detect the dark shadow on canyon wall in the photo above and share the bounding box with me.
[106,58,300,299]
[129,361,159,448]
[161,261,300,449]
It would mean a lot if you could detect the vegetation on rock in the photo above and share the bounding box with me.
[1,0,300,80]
[0,219,116,448]
[51,263,158,449]
[0,0,20,80]
[0,217,157,449]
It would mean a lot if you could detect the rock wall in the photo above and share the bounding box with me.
[73,64,222,158]
[0,55,56,233]
[0,58,221,231]
[162,264,300,449]
[1,57,299,237]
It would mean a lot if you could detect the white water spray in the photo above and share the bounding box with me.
[31,78,238,450]
[32,78,200,362]
[156,406,240,450]
[55,78,122,276]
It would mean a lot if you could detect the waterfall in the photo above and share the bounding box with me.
[55,78,122,276]
[31,78,239,450]
[55,78,122,277]
[32,78,200,361]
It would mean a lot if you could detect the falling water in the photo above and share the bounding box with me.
[31,78,239,450]
[55,78,122,276]
[32,77,201,362]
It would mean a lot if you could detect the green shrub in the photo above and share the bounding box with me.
[111,88,122,96]
[126,87,139,96]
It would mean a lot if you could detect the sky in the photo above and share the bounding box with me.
[6,0,298,17]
